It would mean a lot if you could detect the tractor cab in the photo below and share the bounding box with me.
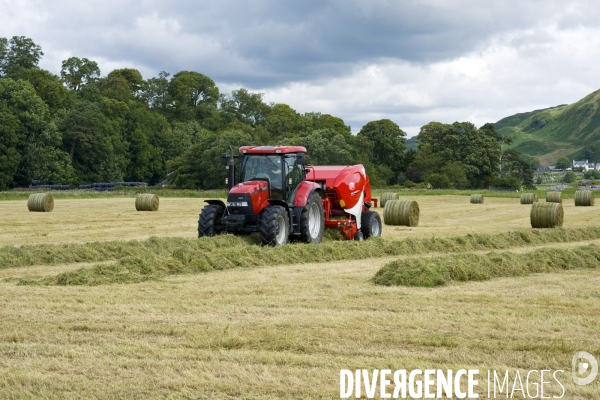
[238,149,305,202]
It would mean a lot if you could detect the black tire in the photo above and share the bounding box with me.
[299,192,325,244]
[361,210,382,239]
[259,205,290,246]
[198,204,224,237]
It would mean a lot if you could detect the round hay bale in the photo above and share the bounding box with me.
[383,199,419,227]
[470,194,484,204]
[574,190,594,206]
[520,193,538,204]
[545,191,562,203]
[530,202,563,228]
[379,192,398,208]
[135,194,159,211]
[27,193,54,212]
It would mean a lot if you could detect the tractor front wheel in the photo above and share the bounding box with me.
[361,210,382,239]
[198,204,224,237]
[299,192,325,244]
[260,205,290,246]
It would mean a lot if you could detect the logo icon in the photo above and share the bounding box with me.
[572,351,598,385]
[349,182,355,191]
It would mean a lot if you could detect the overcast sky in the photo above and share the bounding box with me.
[2,0,600,136]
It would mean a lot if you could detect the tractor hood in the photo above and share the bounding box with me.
[228,180,270,215]
[229,180,269,196]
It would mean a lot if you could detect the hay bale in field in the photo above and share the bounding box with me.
[383,199,419,227]
[135,194,159,211]
[546,191,562,203]
[380,192,398,208]
[530,202,563,228]
[470,194,484,204]
[574,190,594,206]
[27,193,54,212]
[520,193,538,204]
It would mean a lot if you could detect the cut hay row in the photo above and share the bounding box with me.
[27,193,54,212]
[135,194,159,211]
[379,192,398,208]
[546,191,562,203]
[520,193,538,204]
[530,202,563,228]
[14,226,600,286]
[373,244,600,287]
[574,190,594,206]
[470,194,483,204]
[383,200,419,227]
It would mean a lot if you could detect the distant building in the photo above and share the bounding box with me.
[571,159,600,171]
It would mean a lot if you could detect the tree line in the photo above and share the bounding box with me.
[0,36,536,191]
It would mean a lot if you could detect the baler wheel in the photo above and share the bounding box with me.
[260,206,290,246]
[198,204,224,237]
[361,210,382,239]
[299,192,325,244]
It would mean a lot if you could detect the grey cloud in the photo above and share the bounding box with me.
[5,0,597,87]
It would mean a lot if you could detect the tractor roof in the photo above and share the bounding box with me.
[239,146,307,155]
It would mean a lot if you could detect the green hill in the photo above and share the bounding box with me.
[494,89,600,165]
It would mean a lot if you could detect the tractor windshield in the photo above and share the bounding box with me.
[240,155,284,200]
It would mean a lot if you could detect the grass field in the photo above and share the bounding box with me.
[1,195,599,398]
[1,194,598,246]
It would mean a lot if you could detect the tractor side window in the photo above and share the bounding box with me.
[284,155,303,201]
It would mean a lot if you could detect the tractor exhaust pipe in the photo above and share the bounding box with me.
[226,145,235,190]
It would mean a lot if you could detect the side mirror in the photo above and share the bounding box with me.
[220,153,228,166]
[296,152,306,165]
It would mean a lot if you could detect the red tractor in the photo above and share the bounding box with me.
[198,145,382,245]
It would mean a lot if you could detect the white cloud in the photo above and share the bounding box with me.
[259,24,600,136]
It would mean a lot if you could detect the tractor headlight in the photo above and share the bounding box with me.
[227,202,248,207]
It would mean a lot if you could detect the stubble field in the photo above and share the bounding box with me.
[0,194,599,399]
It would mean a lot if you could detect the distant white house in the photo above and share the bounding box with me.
[572,160,600,171]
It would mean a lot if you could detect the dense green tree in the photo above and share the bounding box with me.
[562,171,576,183]
[555,156,571,170]
[304,112,351,137]
[168,71,219,121]
[0,78,50,188]
[0,36,44,76]
[168,130,253,189]
[60,57,101,91]
[500,149,534,188]
[357,119,406,184]
[107,68,143,94]
[264,103,308,140]
[415,121,505,188]
[220,88,271,128]
[142,71,170,111]
[17,122,75,185]
[11,68,72,113]
[281,129,354,166]
[59,100,125,182]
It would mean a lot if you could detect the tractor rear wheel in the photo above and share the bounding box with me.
[299,192,325,243]
[260,205,290,246]
[198,204,224,237]
[361,210,382,239]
